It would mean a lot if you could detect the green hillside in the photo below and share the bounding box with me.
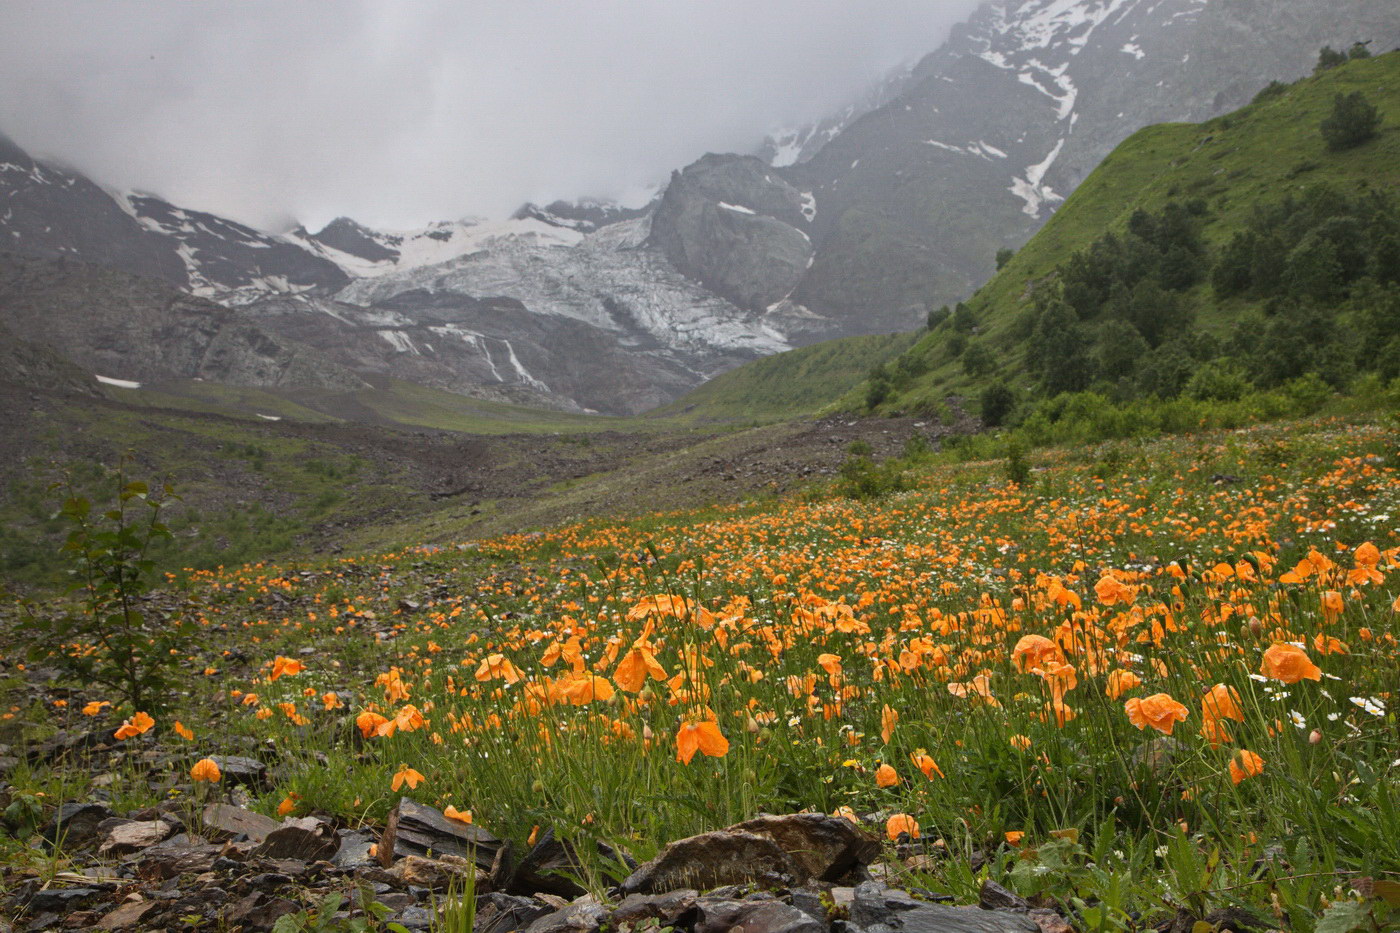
[650,330,917,422]
[846,50,1400,427]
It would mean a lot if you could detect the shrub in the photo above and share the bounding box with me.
[980,383,1016,428]
[13,459,194,713]
[995,247,1016,270]
[836,454,908,500]
[1004,438,1031,486]
[1320,92,1381,151]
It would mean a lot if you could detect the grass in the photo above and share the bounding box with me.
[5,413,1398,930]
[652,331,919,423]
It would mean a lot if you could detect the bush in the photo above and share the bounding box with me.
[995,247,1016,270]
[980,383,1016,428]
[836,454,908,500]
[13,460,194,713]
[1004,439,1031,486]
[1321,92,1381,151]
[1315,46,1347,73]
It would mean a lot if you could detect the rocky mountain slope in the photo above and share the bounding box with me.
[769,0,1400,334]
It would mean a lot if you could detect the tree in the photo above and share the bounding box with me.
[1321,92,1381,151]
[926,304,949,330]
[951,302,977,333]
[1347,41,1372,60]
[995,247,1016,271]
[980,383,1015,427]
[961,341,995,377]
[1315,46,1347,73]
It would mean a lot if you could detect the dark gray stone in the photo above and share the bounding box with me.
[849,882,1038,933]
[474,893,553,933]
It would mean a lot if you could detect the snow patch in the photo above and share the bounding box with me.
[377,329,420,355]
[1008,138,1066,218]
[95,375,141,389]
[799,191,817,222]
[256,414,282,421]
[1121,42,1145,59]
[717,201,756,215]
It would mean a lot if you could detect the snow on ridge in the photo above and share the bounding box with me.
[96,374,141,389]
[1008,137,1066,218]
[717,202,756,215]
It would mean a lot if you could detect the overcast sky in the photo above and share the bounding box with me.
[0,1,979,231]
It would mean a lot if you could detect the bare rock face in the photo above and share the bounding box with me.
[620,812,879,895]
[649,154,815,314]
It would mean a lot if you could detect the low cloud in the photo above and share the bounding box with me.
[0,1,978,230]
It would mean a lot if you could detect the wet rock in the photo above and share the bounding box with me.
[693,896,825,933]
[332,829,379,869]
[391,905,434,930]
[211,755,269,787]
[203,803,280,842]
[475,893,554,933]
[524,899,611,933]
[222,891,300,931]
[730,813,880,882]
[254,816,338,861]
[29,887,102,911]
[849,881,1038,933]
[978,880,1029,912]
[98,900,159,930]
[509,827,634,898]
[619,830,800,895]
[378,798,503,873]
[388,853,484,891]
[41,802,112,847]
[134,842,225,881]
[612,889,700,927]
[99,819,173,855]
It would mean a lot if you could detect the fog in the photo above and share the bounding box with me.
[0,1,979,230]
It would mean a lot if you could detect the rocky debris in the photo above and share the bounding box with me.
[97,899,160,930]
[253,816,338,861]
[524,897,612,933]
[620,813,878,895]
[612,888,701,927]
[847,881,1040,933]
[509,826,634,898]
[331,829,379,869]
[691,893,825,933]
[476,892,556,933]
[978,880,1030,913]
[133,842,227,881]
[387,853,486,891]
[378,798,504,873]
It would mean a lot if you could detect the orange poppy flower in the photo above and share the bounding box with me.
[278,795,300,817]
[190,758,221,783]
[1011,635,1062,673]
[614,643,668,693]
[1259,644,1321,684]
[875,763,899,788]
[356,711,389,738]
[443,805,473,825]
[1124,693,1189,735]
[1229,749,1265,785]
[886,814,920,841]
[880,705,898,744]
[1201,684,1244,723]
[114,711,155,740]
[173,721,195,741]
[1004,831,1025,848]
[392,765,426,791]
[475,654,523,685]
[675,719,728,765]
[817,654,843,677]
[910,750,943,780]
[82,700,111,717]
[268,656,306,681]
[1104,670,1142,700]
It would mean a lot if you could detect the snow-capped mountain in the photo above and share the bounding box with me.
[767,0,1400,333]
[4,0,1397,415]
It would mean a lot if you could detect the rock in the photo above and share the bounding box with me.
[729,813,880,882]
[222,891,300,931]
[98,819,173,855]
[791,886,830,922]
[390,905,434,931]
[98,900,159,930]
[388,854,484,891]
[254,816,338,861]
[620,813,879,895]
[1027,908,1073,933]
[524,899,611,933]
[849,882,1039,933]
[618,830,800,895]
[692,896,826,933]
[509,827,634,898]
[203,803,281,842]
[475,893,554,933]
[332,829,379,869]
[378,798,503,873]
[978,880,1029,912]
[28,887,102,911]
[211,755,269,787]
[612,889,700,927]
[41,802,112,847]
[134,842,225,881]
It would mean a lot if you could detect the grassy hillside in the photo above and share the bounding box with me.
[845,51,1400,423]
[652,330,918,422]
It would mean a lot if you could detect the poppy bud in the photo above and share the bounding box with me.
[1247,617,1263,637]
[531,780,545,794]
[1309,730,1322,745]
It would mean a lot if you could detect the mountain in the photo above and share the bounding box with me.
[0,252,362,391]
[847,50,1400,420]
[731,0,1400,338]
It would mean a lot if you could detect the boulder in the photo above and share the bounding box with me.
[98,820,173,856]
[692,895,825,933]
[523,899,611,933]
[475,893,554,933]
[253,816,338,862]
[848,882,1040,933]
[41,802,112,848]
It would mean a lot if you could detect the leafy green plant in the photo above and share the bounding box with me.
[14,457,193,713]
[271,890,410,933]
